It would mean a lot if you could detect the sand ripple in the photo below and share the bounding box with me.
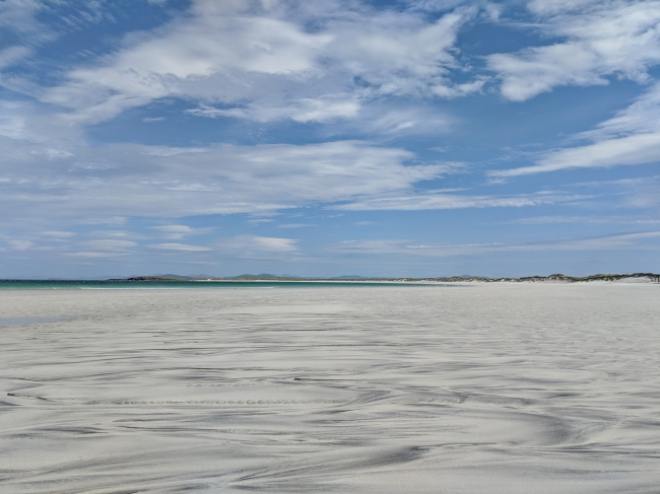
[1,285,659,493]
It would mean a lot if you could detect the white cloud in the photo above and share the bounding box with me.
[82,240,137,251]
[493,82,660,176]
[218,235,298,252]
[153,225,193,234]
[150,243,212,252]
[35,1,480,125]
[91,230,131,238]
[580,81,660,139]
[247,218,275,226]
[0,0,43,34]
[7,239,33,251]
[0,100,81,143]
[324,6,478,98]
[150,225,214,239]
[0,0,112,78]
[0,139,449,221]
[510,215,660,225]
[0,46,31,71]
[323,230,660,257]
[494,132,660,177]
[489,0,660,101]
[187,96,360,124]
[66,251,126,258]
[360,107,456,136]
[277,223,318,228]
[42,231,76,239]
[40,7,332,123]
[526,0,611,15]
[0,101,30,140]
[333,191,581,211]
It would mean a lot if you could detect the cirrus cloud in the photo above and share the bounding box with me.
[492,82,660,176]
[489,0,660,101]
[218,235,298,252]
[34,0,479,126]
[0,139,451,222]
[149,243,213,252]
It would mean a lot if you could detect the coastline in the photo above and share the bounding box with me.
[1,272,659,288]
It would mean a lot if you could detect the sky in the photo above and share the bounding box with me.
[1,0,659,279]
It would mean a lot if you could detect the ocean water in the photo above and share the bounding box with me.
[1,285,659,493]
[0,280,446,290]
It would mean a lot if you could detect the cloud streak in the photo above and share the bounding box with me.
[150,243,213,252]
[324,231,660,258]
[332,191,582,210]
[0,139,459,221]
[32,0,479,126]
[217,235,299,253]
[489,0,660,101]
[493,82,660,176]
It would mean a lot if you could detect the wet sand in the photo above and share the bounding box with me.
[1,284,659,493]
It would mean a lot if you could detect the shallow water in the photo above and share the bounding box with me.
[0,280,447,290]
[0,316,76,328]
[1,285,659,493]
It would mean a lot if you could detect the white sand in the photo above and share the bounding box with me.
[1,284,659,493]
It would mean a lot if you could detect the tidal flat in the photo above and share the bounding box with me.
[1,284,659,493]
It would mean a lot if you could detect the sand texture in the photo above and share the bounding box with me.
[1,284,659,493]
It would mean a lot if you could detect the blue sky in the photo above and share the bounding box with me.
[1,0,659,278]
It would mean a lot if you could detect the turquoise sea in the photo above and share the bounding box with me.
[0,280,446,290]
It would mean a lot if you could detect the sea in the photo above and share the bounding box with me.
[0,279,449,289]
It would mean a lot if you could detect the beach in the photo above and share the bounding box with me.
[1,283,659,493]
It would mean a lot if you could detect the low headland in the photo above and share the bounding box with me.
[112,272,660,283]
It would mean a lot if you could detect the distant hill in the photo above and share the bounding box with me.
[151,274,195,279]
[229,274,302,280]
[104,272,660,283]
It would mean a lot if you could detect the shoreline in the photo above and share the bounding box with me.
[1,272,659,286]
